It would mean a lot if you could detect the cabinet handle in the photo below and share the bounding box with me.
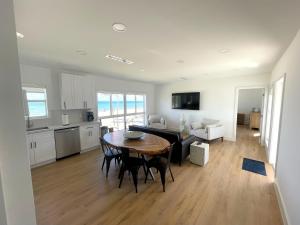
[34,142,37,148]
[30,142,33,149]
[64,101,66,110]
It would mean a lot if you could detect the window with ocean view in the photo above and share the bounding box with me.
[97,92,146,130]
[23,87,48,119]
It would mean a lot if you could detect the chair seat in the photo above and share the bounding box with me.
[104,149,121,157]
[147,156,168,168]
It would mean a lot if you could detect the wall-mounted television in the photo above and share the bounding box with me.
[172,92,200,110]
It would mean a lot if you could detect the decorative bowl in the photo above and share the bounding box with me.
[123,131,144,140]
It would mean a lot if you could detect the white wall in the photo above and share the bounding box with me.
[19,63,156,126]
[0,171,7,225]
[271,30,300,225]
[156,74,270,140]
[238,88,264,114]
[0,0,37,224]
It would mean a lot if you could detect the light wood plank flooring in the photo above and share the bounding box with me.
[31,127,283,225]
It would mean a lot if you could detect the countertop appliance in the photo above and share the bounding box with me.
[62,114,69,125]
[54,126,80,159]
[86,111,94,122]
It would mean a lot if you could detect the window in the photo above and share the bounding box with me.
[97,92,146,130]
[23,87,48,119]
[125,94,145,128]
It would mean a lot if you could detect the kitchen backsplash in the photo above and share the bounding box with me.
[26,108,97,128]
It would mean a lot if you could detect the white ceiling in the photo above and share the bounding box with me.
[14,0,300,83]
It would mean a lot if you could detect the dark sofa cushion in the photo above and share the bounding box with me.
[128,125,196,165]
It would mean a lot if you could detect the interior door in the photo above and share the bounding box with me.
[268,77,285,169]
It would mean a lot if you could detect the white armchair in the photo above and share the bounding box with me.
[189,118,224,142]
[147,114,167,129]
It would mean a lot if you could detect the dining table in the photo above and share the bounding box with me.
[103,130,170,155]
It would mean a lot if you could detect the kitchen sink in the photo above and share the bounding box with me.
[26,126,49,132]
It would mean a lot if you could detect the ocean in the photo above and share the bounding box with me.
[27,101,143,117]
[98,101,144,113]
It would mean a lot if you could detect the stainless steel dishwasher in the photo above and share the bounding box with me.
[54,126,81,159]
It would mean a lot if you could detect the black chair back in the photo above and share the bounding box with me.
[100,126,109,137]
[99,137,114,155]
[167,143,175,165]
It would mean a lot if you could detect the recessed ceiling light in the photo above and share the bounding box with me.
[219,49,231,54]
[105,54,134,64]
[112,23,127,32]
[76,50,87,55]
[16,32,24,38]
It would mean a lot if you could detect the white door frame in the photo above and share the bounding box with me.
[233,85,268,143]
[268,75,286,173]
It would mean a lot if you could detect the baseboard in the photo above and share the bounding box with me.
[80,145,100,154]
[274,178,291,225]
[224,137,235,142]
[31,158,56,169]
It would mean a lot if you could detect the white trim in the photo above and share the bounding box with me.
[233,85,267,143]
[274,178,291,225]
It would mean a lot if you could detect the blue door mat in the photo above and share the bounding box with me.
[242,158,267,176]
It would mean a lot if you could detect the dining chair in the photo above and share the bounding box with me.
[118,147,147,193]
[144,143,175,192]
[99,137,122,178]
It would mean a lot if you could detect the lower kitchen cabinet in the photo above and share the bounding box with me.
[26,130,56,166]
[80,124,100,151]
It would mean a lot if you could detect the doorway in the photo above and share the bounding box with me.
[267,76,285,169]
[236,88,265,143]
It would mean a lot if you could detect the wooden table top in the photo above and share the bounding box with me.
[103,130,170,155]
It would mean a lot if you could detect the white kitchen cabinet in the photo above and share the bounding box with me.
[61,73,76,110]
[26,130,56,166]
[82,76,96,109]
[61,73,95,110]
[80,124,100,151]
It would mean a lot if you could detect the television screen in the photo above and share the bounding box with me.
[172,92,200,110]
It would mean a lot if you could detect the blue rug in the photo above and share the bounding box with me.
[242,158,267,176]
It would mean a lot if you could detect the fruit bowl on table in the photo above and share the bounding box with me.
[123,131,144,140]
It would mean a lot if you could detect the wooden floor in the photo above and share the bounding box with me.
[31,127,283,225]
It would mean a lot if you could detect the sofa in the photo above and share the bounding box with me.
[129,125,197,165]
[189,118,225,142]
[147,114,167,129]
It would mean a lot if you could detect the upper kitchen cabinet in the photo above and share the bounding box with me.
[61,73,76,109]
[82,76,96,109]
[60,73,96,110]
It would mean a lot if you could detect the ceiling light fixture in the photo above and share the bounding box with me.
[105,54,134,64]
[16,32,24,38]
[219,49,231,54]
[112,23,127,32]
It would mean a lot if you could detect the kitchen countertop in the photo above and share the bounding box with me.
[26,121,100,134]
